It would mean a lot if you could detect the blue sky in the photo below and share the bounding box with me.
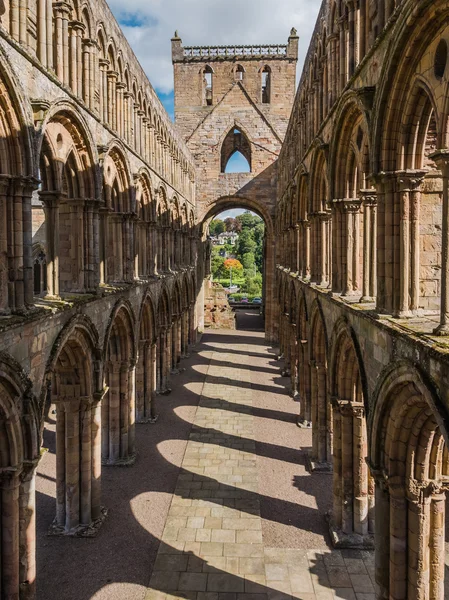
[109,0,322,122]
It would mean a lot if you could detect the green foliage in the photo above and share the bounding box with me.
[209,219,225,236]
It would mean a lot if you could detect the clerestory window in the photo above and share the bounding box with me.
[261,66,271,104]
[203,65,213,106]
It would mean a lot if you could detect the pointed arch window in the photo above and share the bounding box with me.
[202,65,213,106]
[261,66,271,104]
[221,127,252,173]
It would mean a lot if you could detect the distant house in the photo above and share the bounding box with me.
[218,232,239,246]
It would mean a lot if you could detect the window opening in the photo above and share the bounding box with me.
[203,66,213,106]
[261,66,271,104]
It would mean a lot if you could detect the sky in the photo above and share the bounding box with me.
[108,0,322,121]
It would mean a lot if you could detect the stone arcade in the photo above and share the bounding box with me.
[0,0,449,599]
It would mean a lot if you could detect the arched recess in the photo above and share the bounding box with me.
[156,187,171,273]
[296,291,311,427]
[309,145,331,287]
[297,170,310,279]
[372,5,449,321]
[200,196,277,341]
[370,362,449,600]
[328,318,374,547]
[102,144,133,284]
[308,300,331,470]
[135,171,154,279]
[0,355,39,598]
[44,316,104,535]
[287,282,299,397]
[102,302,137,465]
[157,287,172,394]
[329,98,375,299]
[170,280,183,371]
[221,127,252,173]
[201,65,214,106]
[0,54,35,313]
[136,293,157,423]
[38,108,98,296]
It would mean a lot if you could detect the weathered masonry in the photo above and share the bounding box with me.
[3,0,449,599]
[172,33,298,340]
[0,1,201,597]
[277,1,449,599]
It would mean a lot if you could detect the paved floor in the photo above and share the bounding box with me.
[146,313,376,600]
[36,311,375,599]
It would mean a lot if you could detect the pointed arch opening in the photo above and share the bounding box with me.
[221,127,252,173]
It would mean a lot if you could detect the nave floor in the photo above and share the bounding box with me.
[36,311,375,600]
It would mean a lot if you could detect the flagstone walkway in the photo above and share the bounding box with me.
[146,320,375,600]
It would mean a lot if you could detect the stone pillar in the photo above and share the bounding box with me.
[372,471,390,600]
[19,460,39,599]
[40,191,61,299]
[396,171,426,317]
[346,0,356,76]
[330,401,373,547]
[360,190,377,302]
[431,151,449,334]
[107,71,118,130]
[297,340,311,426]
[309,360,331,471]
[0,469,21,599]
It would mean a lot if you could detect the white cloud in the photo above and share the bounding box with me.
[109,0,322,95]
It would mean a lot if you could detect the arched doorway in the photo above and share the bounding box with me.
[199,198,277,340]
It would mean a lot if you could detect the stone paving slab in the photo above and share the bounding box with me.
[146,344,374,600]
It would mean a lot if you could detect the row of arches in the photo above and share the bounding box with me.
[277,0,449,334]
[0,275,196,597]
[0,62,197,312]
[1,0,195,197]
[283,0,398,166]
[278,276,449,600]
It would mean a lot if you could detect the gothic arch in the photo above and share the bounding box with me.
[369,361,449,600]
[103,300,137,465]
[309,299,331,468]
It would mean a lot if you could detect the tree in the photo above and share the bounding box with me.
[224,217,241,233]
[223,258,243,273]
[236,229,256,259]
[242,252,256,276]
[209,219,225,236]
[236,211,262,231]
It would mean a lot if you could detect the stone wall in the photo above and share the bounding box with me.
[204,281,236,330]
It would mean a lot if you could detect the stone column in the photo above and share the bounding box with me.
[431,151,449,334]
[40,191,60,299]
[371,470,390,600]
[297,340,311,426]
[429,490,445,600]
[330,401,373,547]
[107,71,118,130]
[309,360,331,471]
[116,83,126,139]
[0,178,12,313]
[396,171,426,317]
[0,469,21,599]
[98,59,109,121]
[37,0,48,65]
[19,460,39,599]
[46,0,53,70]
[54,2,71,85]
[360,190,377,302]
[346,0,356,76]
